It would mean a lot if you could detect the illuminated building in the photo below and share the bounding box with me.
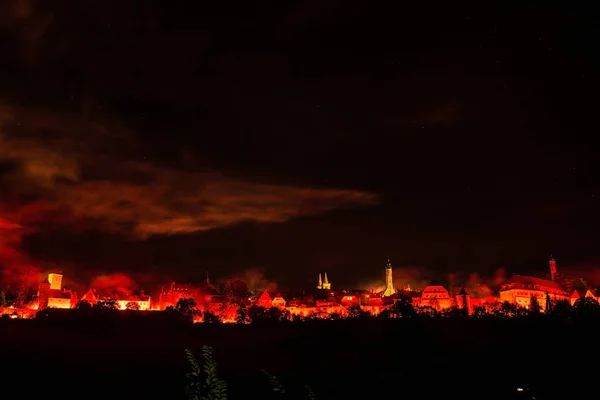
[584,289,600,302]
[570,290,581,306]
[159,282,219,310]
[317,273,331,290]
[418,281,453,310]
[382,258,396,297]
[257,290,273,308]
[499,256,570,310]
[37,272,78,310]
[48,273,62,290]
[116,296,152,310]
[364,292,383,306]
[81,288,152,310]
[271,295,286,308]
[341,295,359,307]
[499,276,567,310]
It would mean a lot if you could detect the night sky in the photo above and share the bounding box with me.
[0,1,598,290]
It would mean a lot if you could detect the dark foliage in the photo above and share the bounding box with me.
[1,308,599,400]
[9,297,600,400]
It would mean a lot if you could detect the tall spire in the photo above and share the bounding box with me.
[383,257,396,297]
[317,273,323,289]
[323,272,331,289]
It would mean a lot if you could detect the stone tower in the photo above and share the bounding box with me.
[456,286,471,315]
[549,255,557,282]
[48,272,63,291]
[317,273,323,289]
[382,258,396,297]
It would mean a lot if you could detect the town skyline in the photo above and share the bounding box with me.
[1,252,584,298]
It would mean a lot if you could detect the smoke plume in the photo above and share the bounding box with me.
[89,273,140,299]
[230,268,276,294]
[0,216,40,288]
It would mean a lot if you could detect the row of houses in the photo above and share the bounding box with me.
[30,256,597,316]
[35,272,152,311]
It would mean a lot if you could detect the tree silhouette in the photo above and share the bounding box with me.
[496,301,521,318]
[573,296,600,320]
[377,308,393,319]
[203,311,222,324]
[292,314,304,323]
[125,301,140,310]
[391,298,417,319]
[442,306,468,318]
[471,306,487,318]
[93,299,119,311]
[544,292,553,313]
[174,298,200,322]
[235,305,248,324]
[417,305,438,318]
[328,312,342,320]
[75,300,92,311]
[428,297,440,311]
[347,304,370,319]
[270,307,291,322]
[529,295,541,315]
[550,299,572,319]
[247,305,269,323]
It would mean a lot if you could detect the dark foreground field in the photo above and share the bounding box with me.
[0,316,593,399]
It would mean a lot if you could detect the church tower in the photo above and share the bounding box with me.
[549,254,557,282]
[317,273,323,289]
[323,272,331,290]
[382,258,396,297]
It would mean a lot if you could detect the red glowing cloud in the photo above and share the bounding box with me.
[0,105,376,287]
[0,217,40,287]
[0,107,378,240]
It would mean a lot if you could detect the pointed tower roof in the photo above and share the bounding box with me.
[550,254,555,260]
[324,272,329,284]
[318,273,322,286]
[258,289,272,302]
[82,288,98,301]
[458,287,468,296]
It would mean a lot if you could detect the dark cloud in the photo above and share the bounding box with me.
[0,106,377,239]
[0,1,598,288]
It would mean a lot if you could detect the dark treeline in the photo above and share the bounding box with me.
[2,297,599,399]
